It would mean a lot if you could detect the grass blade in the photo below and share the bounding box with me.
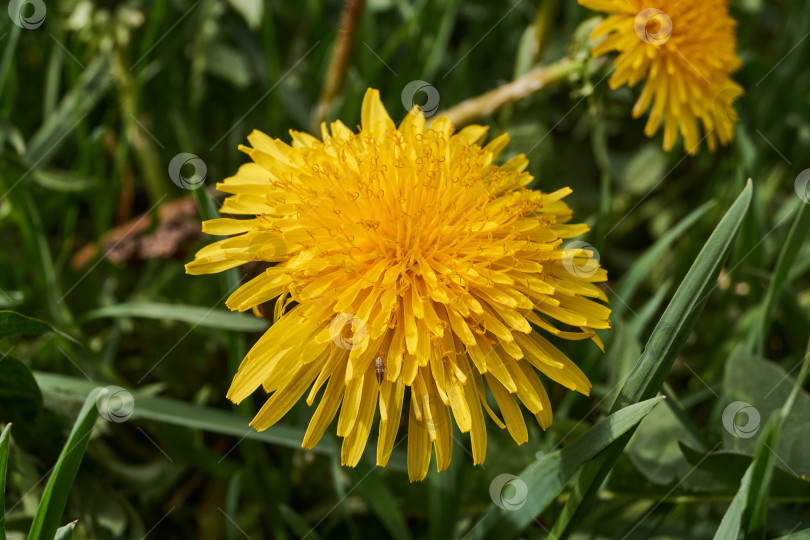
[616,180,752,409]
[279,504,323,540]
[713,406,782,540]
[713,465,753,540]
[752,201,810,354]
[467,397,664,540]
[33,372,408,473]
[26,55,113,166]
[730,337,810,537]
[611,200,716,320]
[774,528,810,540]
[0,25,21,99]
[353,457,413,540]
[83,302,269,332]
[54,521,77,540]
[1,423,11,540]
[28,387,102,540]
[224,472,242,540]
[429,455,459,540]
[744,415,782,537]
[550,180,753,539]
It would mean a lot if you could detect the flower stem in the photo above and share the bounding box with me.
[312,0,365,131]
[441,55,585,128]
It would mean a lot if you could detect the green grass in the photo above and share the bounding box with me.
[2,0,810,538]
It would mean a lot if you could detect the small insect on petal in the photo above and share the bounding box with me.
[375,355,385,385]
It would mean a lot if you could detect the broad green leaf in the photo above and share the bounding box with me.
[0,311,77,343]
[708,336,809,538]
[467,397,664,540]
[0,310,51,338]
[83,302,268,332]
[551,181,752,539]
[747,341,810,536]
[626,399,703,485]
[0,356,43,416]
[28,388,102,540]
[723,347,810,473]
[33,372,407,473]
[1,423,11,540]
[680,444,810,500]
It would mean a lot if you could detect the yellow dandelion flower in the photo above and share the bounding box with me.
[580,0,743,154]
[186,89,610,481]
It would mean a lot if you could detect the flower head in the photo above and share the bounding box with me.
[186,89,610,481]
[580,0,743,154]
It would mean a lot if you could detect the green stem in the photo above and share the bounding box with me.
[751,200,810,355]
[441,55,585,128]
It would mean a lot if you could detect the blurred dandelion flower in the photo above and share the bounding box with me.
[580,0,743,154]
[186,89,610,481]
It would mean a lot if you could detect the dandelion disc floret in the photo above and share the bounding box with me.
[580,0,743,154]
[186,89,611,481]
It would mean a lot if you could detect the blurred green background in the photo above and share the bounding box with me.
[1,0,810,538]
